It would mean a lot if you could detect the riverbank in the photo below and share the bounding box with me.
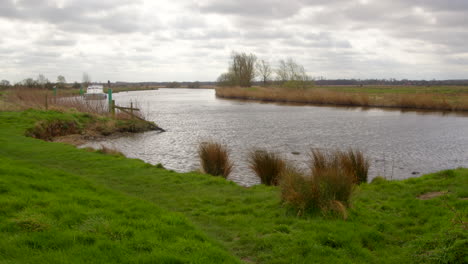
[216,86,468,112]
[0,110,466,263]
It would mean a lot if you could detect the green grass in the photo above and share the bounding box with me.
[1,110,467,263]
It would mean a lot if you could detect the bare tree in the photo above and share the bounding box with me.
[22,78,37,88]
[0,80,10,88]
[82,72,91,87]
[256,59,272,86]
[217,72,236,87]
[276,58,311,88]
[57,75,66,88]
[36,74,49,88]
[230,52,257,87]
[57,75,66,84]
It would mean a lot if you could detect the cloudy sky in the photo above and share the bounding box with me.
[1,0,467,83]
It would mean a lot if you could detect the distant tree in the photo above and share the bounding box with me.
[276,58,312,89]
[230,52,257,87]
[256,59,272,86]
[72,82,81,89]
[217,52,257,87]
[0,80,10,88]
[217,72,236,87]
[56,75,66,89]
[22,78,37,88]
[165,82,181,88]
[82,72,91,87]
[187,81,201,88]
[36,74,49,88]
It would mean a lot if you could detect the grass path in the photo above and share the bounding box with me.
[1,110,467,263]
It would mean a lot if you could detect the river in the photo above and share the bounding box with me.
[84,88,468,186]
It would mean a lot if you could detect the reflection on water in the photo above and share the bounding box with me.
[83,89,468,186]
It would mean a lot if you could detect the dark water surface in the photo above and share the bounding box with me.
[85,89,468,186]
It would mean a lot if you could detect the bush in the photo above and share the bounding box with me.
[248,150,285,185]
[25,119,81,140]
[198,141,233,178]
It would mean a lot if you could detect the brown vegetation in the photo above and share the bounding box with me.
[280,149,370,217]
[248,150,285,185]
[216,87,468,111]
[198,141,233,178]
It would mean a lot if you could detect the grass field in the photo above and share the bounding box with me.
[216,86,468,112]
[0,110,467,263]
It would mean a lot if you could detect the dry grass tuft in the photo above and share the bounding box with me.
[338,149,370,184]
[280,148,368,217]
[96,145,125,157]
[198,141,233,178]
[248,149,285,186]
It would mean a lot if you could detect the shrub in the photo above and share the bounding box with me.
[198,141,233,178]
[25,119,81,140]
[248,149,285,185]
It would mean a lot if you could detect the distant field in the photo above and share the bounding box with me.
[216,85,468,111]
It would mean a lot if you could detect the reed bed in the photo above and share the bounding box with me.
[198,141,233,178]
[216,87,468,111]
[248,149,285,185]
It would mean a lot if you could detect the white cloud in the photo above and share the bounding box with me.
[0,0,467,82]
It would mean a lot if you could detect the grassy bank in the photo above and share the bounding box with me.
[216,86,468,112]
[1,110,467,263]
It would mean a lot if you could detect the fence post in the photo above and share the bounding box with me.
[45,94,48,110]
[130,102,134,119]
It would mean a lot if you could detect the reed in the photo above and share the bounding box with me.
[339,149,370,184]
[198,141,233,178]
[216,87,468,111]
[248,149,285,185]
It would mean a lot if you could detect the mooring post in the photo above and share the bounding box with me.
[111,100,115,118]
[130,102,134,119]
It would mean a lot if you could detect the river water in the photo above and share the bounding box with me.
[85,88,468,186]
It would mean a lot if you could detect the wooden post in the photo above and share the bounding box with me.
[111,100,115,118]
[130,102,134,119]
[45,94,48,110]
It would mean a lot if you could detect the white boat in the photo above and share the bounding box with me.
[84,85,107,100]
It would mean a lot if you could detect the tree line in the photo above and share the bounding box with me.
[0,73,93,90]
[217,52,313,88]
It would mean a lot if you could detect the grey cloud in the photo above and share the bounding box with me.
[0,0,145,33]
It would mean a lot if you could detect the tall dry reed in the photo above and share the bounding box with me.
[248,150,285,185]
[339,149,370,184]
[198,141,233,178]
[216,87,468,111]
